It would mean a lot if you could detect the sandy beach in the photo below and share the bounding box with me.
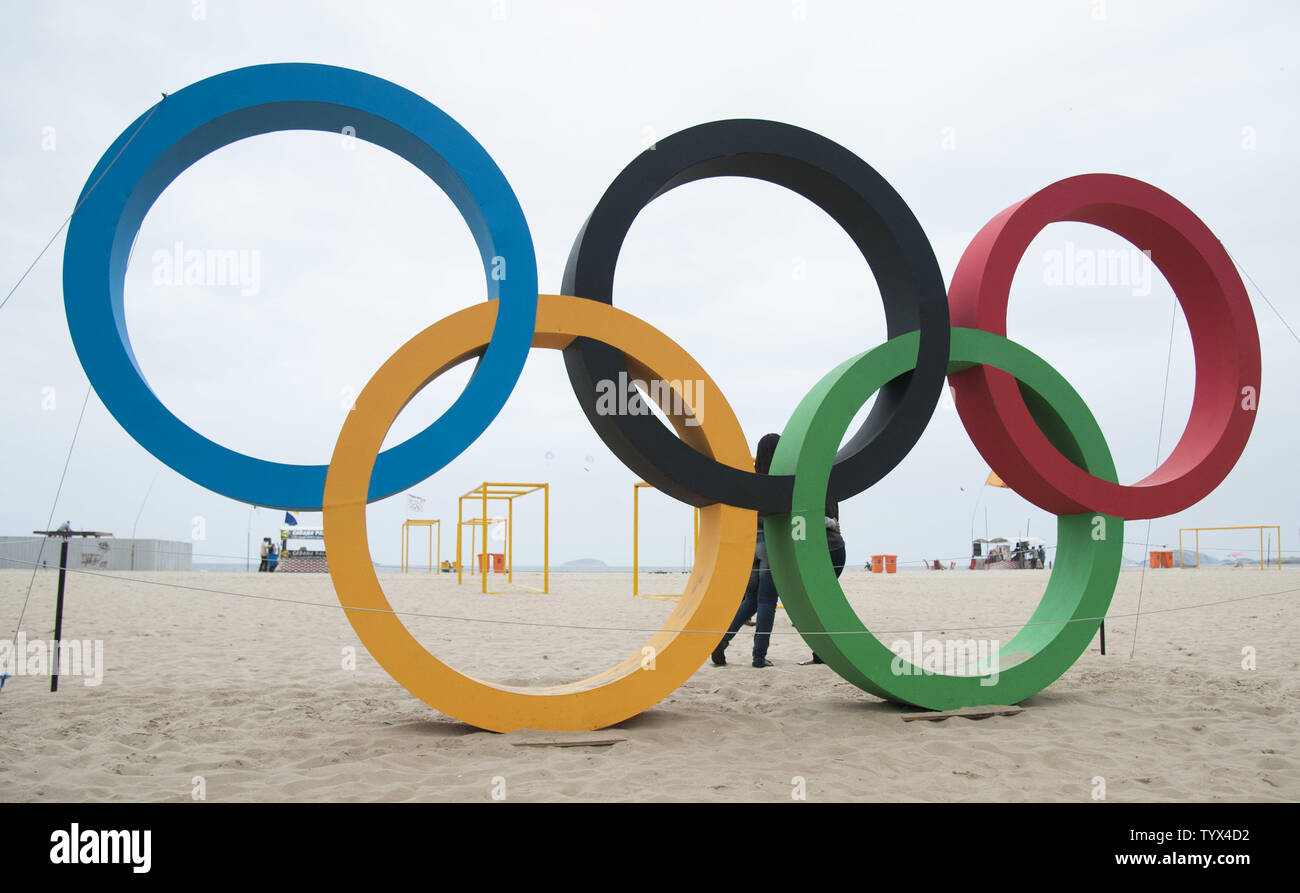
[0,565,1294,802]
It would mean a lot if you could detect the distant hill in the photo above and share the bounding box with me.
[1175,550,1224,568]
[562,558,608,567]
[1121,551,1225,568]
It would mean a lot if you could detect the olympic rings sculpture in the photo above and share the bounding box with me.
[63,64,1260,731]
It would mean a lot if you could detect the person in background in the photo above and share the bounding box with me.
[712,433,783,668]
[258,537,271,572]
[798,499,847,665]
[268,541,279,572]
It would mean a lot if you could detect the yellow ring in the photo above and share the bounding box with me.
[323,294,756,732]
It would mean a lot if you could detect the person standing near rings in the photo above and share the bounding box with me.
[712,433,783,668]
[798,499,847,665]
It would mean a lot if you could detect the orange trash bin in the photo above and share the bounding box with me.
[1161,550,1174,568]
[1149,551,1161,568]
[871,554,885,574]
[885,555,897,574]
[492,552,506,573]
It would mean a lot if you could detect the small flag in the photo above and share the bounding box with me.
[284,511,298,526]
[985,471,1009,488]
[407,494,426,513]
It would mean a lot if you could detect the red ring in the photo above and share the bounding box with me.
[949,174,1260,520]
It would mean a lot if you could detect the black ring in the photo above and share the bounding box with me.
[562,119,949,511]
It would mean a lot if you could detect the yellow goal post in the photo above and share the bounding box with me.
[1177,526,1282,569]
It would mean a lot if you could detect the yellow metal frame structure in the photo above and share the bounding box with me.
[456,482,549,593]
[632,481,699,600]
[457,515,508,580]
[1178,525,1282,569]
[400,519,441,573]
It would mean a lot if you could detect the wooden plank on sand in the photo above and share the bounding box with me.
[511,736,627,747]
[901,705,1024,722]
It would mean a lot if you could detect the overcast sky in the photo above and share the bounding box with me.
[1,0,1296,572]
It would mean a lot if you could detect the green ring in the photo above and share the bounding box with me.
[765,328,1123,709]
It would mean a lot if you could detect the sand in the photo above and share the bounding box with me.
[0,565,1295,802]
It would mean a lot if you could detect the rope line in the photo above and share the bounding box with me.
[1,554,1294,641]
[1226,245,1300,348]
[0,100,163,315]
[1131,292,1180,657]
[4,540,1292,569]
[7,385,93,644]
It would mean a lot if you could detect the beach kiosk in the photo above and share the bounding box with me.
[277,527,328,573]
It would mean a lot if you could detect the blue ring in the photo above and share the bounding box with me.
[63,63,537,509]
